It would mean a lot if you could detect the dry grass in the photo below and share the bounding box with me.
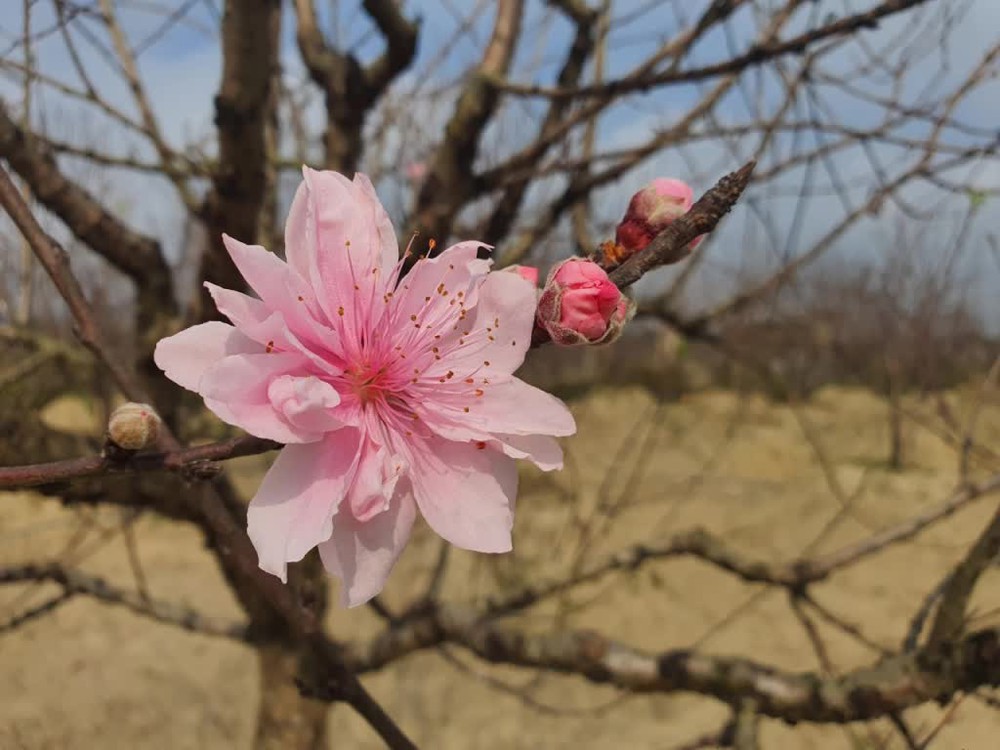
[2,384,999,749]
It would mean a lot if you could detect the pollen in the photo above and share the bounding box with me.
[338,306,345,316]
[475,441,487,450]
[463,407,470,413]
[265,340,274,353]
[297,295,304,301]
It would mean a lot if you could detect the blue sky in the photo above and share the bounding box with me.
[2,0,998,328]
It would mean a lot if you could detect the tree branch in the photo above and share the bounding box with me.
[0,563,250,641]
[0,164,162,407]
[293,0,418,173]
[0,434,280,490]
[0,103,176,333]
[495,0,934,99]
[606,161,755,289]
[342,604,1000,723]
[200,0,281,313]
[411,0,524,244]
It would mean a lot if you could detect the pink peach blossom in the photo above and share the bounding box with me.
[504,264,539,286]
[615,178,701,253]
[155,167,575,606]
[536,258,633,346]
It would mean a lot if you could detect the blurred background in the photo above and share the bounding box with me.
[1,1,999,748]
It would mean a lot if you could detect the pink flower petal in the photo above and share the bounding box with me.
[319,480,416,607]
[410,437,517,553]
[301,169,396,302]
[221,234,296,309]
[199,352,323,443]
[427,266,537,380]
[421,378,575,439]
[346,439,408,522]
[353,173,403,274]
[494,433,564,471]
[283,174,317,289]
[248,429,361,582]
[154,321,258,392]
[205,284,343,376]
[392,241,490,321]
[267,375,344,434]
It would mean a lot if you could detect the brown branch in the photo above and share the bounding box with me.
[0,164,161,407]
[361,0,421,96]
[0,103,176,332]
[412,0,524,243]
[606,160,756,289]
[336,473,1000,685]
[200,0,282,312]
[479,470,1000,617]
[342,603,1000,723]
[732,699,761,750]
[479,0,600,246]
[0,591,74,635]
[0,434,280,490]
[293,0,418,173]
[926,503,1000,649]
[495,0,934,99]
[96,0,196,210]
[0,563,251,640]
[473,0,755,196]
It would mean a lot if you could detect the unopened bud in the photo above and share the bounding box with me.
[536,258,634,346]
[107,402,161,451]
[615,178,700,255]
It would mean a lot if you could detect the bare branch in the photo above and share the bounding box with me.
[412,0,524,243]
[0,164,163,406]
[343,604,1000,723]
[606,161,756,289]
[0,563,250,641]
[496,0,935,99]
[0,434,279,490]
[200,0,282,309]
[0,104,176,332]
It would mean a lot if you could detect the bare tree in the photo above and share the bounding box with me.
[1,1,999,748]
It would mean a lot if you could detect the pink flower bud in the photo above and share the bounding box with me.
[537,258,634,346]
[615,178,701,254]
[503,264,539,286]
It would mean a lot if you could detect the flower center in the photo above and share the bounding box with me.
[346,364,387,405]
